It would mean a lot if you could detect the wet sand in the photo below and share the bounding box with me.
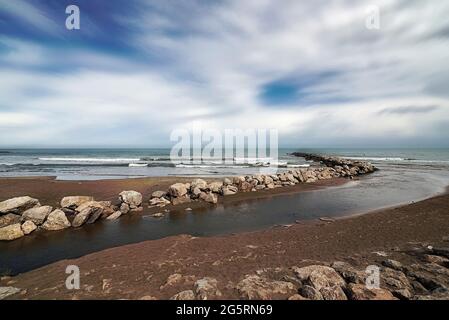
[2,190,448,300]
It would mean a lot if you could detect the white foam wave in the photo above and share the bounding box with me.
[39,157,140,162]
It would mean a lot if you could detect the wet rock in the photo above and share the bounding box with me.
[106,211,122,220]
[170,290,195,300]
[194,277,222,300]
[119,191,142,208]
[86,207,103,224]
[0,286,21,300]
[21,220,37,235]
[151,191,167,199]
[149,197,170,207]
[236,275,295,300]
[41,209,71,231]
[200,192,218,204]
[60,196,93,209]
[347,284,397,300]
[168,183,189,198]
[21,206,52,225]
[0,213,21,228]
[0,196,40,215]
[0,223,24,241]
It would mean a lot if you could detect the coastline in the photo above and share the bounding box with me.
[2,191,449,299]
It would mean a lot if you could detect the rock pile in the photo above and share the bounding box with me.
[165,243,449,300]
[0,191,142,241]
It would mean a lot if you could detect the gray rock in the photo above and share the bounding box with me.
[21,206,52,225]
[0,196,40,214]
[0,223,24,241]
[72,207,94,227]
[331,261,365,284]
[41,209,71,231]
[299,285,323,300]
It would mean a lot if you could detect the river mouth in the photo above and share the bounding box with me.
[1,163,449,275]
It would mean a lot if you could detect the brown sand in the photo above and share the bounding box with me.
[2,187,448,300]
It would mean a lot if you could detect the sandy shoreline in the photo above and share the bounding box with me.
[1,185,448,299]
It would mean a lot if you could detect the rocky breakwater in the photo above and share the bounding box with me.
[0,192,143,241]
[291,152,376,178]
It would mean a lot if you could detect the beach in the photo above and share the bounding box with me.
[1,191,448,300]
[1,150,449,300]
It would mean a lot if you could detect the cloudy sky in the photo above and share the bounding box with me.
[0,0,448,148]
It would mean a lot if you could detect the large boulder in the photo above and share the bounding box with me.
[0,196,40,214]
[119,191,142,209]
[0,223,24,241]
[21,206,53,225]
[236,275,295,300]
[190,179,208,191]
[168,183,188,198]
[151,191,167,199]
[149,197,171,207]
[41,209,71,231]
[208,181,223,193]
[21,220,37,235]
[293,265,347,300]
[172,195,191,206]
[72,207,96,227]
[222,185,238,196]
[60,196,93,209]
[200,192,218,204]
[106,211,122,220]
[0,213,21,228]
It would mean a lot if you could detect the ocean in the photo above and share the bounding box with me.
[1,148,449,180]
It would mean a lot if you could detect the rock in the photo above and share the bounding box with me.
[60,196,93,209]
[172,195,192,206]
[120,203,130,214]
[191,179,208,190]
[149,197,171,207]
[151,191,167,198]
[119,191,142,208]
[319,217,335,223]
[331,261,365,284]
[170,290,195,300]
[151,212,164,218]
[288,294,308,300]
[168,183,189,198]
[0,196,40,214]
[208,181,223,193]
[160,273,183,290]
[431,247,449,259]
[86,207,103,224]
[0,223,24,241]
[222,178,232,185]
[76,201,106,213]
[200,192,218,204]
[382,259,403,271]
[192,187,202,198]
[292,265,347,300]
[106,211,122,220]
[21,220,37,235]
[41,209,71,231]
[0,286,21,300]
[139,295,157,300]
[222,185,238,196]
[299,285,323,300]
[0,213,21,228]
[194,277,222,300]
[21,206,52,225]
[423,254,449,267]
[381,267,413,299]
[236,275,295,300]
[72,207,98,227]
[347,284,397,300]
[238,181,253,192]
[405,263,449,291]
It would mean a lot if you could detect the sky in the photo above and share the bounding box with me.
[0,0,448,148]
